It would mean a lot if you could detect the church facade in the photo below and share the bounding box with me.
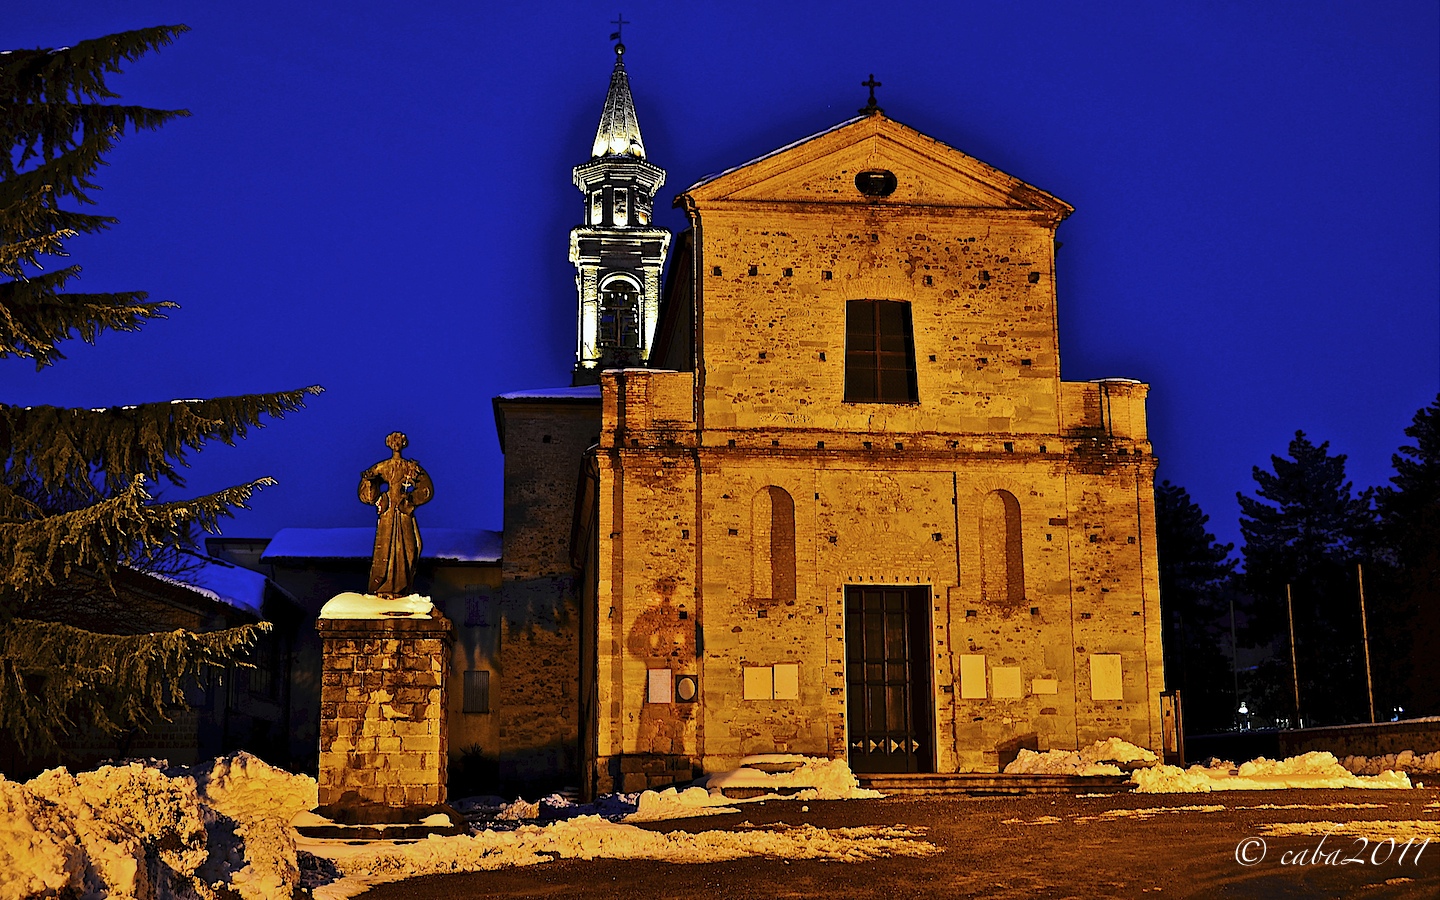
[518,54,1167,797]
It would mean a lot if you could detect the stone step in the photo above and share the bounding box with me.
[857,773,1136,795]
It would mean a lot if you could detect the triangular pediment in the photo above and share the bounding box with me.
[683,115,1071,217]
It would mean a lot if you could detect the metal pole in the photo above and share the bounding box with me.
[1358,563,1375,724]
[1230,595,1241,728]
[1286,583,1301,729]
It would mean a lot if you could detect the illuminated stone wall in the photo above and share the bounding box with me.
[582,114,1165,792]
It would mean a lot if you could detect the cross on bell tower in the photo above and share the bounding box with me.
[569,31,671,385]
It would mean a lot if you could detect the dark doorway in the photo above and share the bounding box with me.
[845,585,933,773]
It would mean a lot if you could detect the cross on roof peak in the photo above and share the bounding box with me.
[860,73,884,116]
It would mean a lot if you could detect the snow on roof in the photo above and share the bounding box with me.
[495,385,601,401]
[261,527,501,563]
[146,554,270,616]
[686,116,866,192]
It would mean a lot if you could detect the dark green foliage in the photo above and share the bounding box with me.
[0,618,266,755]
[0,27,320,755]
[1237,431,1375,725]
[1374,396,1440,716]
[0,27,191,368]
[0,477,274,607]
[1155,480,1239,733]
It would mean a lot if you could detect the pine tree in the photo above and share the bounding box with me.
[1237,431,1374,725]
[1154,480,1239,733]
[1374,396,1440,716]
[0,26,321,755]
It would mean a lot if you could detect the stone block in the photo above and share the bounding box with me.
[620,773,648,793]
[619,756,645,774]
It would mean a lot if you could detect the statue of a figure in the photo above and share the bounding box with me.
[358,432,434,597]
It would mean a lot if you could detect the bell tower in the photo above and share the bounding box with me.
[569,38,670,385]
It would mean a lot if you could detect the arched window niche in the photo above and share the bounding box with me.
[751,486,796,601]
[598,276,640,350]
[980,489,1025,606]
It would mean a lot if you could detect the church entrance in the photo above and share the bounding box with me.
[844,586,933,773]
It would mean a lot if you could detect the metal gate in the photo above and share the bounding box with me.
[845,586,933,773]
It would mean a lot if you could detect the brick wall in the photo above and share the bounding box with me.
[316,614,451,812]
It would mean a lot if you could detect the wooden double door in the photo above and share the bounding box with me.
[845,586,934,773]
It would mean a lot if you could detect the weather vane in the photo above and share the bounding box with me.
[610,13,630,48]
[860,73,883,115]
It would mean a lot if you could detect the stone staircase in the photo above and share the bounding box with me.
[857,772,1135,796]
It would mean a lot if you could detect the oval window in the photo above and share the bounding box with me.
[676,674,699,702]
[855,169,897,197]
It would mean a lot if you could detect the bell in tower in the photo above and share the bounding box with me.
[569,37,671,385]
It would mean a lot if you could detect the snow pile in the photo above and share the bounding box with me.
[11,761,209,900]
[1086,738,1159,765]
[1132,752,1415,793]
[625,787,739,822]
[0,775,84,900]
[700,756,883,799]
[0,753,316,900]
[1004,751,1122,776]
[495,797,542,821]
[187,752,319,900]
[1341,750,1440,775]
[301,817,937,897]
[1002,739,1156,776]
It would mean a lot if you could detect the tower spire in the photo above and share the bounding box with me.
[592,39,646,159]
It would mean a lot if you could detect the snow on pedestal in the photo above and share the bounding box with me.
[315,596,452,823]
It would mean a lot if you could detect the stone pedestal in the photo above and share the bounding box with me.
[316,607,452,820]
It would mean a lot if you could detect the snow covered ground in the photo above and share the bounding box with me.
[299,819,938,900]
[0,754,895,899]
[1,743,1428,899]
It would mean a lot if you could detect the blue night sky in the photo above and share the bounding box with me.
[5,1,1437,554]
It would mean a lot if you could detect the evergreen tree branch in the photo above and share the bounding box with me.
[0,273,175,366]
[0,26,191,105]
[0,616,266,756]
[0,477,276,608]
[1,386,323,495]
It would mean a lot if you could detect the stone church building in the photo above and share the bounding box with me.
[488,45,1167,797]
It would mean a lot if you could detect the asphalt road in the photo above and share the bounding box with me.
[361,788,1440,899]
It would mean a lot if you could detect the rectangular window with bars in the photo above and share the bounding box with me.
[463,670,491,714]
[844,299,918,402]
